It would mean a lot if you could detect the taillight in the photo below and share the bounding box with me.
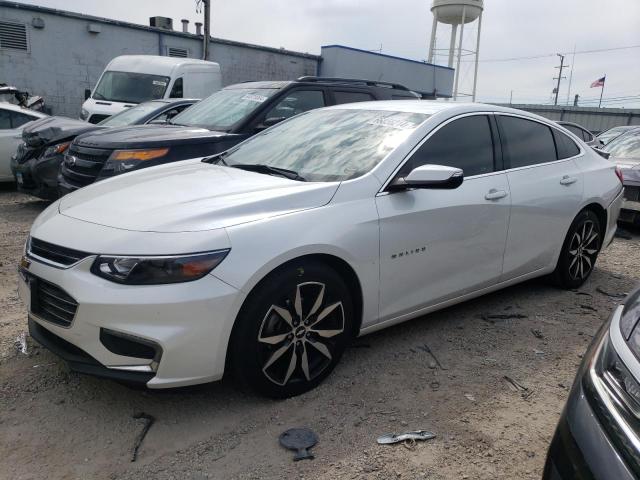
[615,166,624,184]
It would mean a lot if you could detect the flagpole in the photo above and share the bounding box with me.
[598,76,606,108]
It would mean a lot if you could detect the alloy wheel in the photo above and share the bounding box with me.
[567,219,600,281]
[257,281,345,386]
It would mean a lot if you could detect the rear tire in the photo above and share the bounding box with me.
[551,210,602,289]
[229,261,354,398]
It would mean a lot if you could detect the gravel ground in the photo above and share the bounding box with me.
[1,185,639,480]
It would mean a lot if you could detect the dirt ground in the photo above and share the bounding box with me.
[1,185,638,480]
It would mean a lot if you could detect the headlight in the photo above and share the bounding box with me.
[91,250,229,285]
[43,142,71,158]
[102,148,170,174]
[80,108,89,120]
[582,299,640,473]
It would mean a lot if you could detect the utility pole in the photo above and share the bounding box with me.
[201,0,211,61]
[565,45,576,105]
[553,54,568,106]
[509,90,513,104]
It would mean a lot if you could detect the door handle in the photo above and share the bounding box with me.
[560,175,578,186]
[484,189,508,201]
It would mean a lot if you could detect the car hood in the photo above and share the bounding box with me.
[74,124,237,149]
[58,159,339,232]
[22,116,101,147]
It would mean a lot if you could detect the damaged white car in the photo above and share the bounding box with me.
[20,101,623,397]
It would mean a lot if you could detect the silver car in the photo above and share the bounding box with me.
[603,127,640,224]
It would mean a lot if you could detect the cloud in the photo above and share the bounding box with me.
[13,0,640,107]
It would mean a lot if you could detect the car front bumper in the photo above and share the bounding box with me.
[543,383,635,479]
[19,255,245,388]
[11,153,63,200]
[543,303,640,479]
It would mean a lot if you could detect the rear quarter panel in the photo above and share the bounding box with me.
[578,149,622,211]
[576,149,623,247]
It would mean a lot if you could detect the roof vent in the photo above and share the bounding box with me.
[149,16,173,30]
[181,19,189,33]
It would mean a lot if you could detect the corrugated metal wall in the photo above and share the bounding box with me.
[497,104,640,133]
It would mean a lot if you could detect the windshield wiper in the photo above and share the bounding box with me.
[230,163,306,181]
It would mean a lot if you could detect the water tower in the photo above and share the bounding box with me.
[427,0,484,100]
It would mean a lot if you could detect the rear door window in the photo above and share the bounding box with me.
[581,129,593,142]
[498,116,557,169]
[333,91,376,104]
[552,129,580,159]
[0,109,10,129]
[264,90,326,121]
[563,124,584,139]
[11,112,36,128]
[169,78,183,98]
[399,115,495,178]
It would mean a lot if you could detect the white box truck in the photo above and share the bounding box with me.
[80,55,222,124]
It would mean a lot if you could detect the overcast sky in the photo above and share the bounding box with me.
[16,0,640,108]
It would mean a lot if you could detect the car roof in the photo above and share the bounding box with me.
[224,78,416,93]
[0,101,48,117]
[557,121,586,128]
[323,101,570,130]
[106,55,220,75]
[225,81,292,90]
[324,100,546,117]
[146,98,199,105]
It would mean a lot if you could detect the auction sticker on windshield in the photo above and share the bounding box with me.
[367,116,422,130]
[241,94,268,103]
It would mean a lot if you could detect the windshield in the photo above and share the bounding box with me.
[219,108,429,182]
[93,71,170,104]
[171,88,278,131]
[603,130,640,159]
[98,101,163,127]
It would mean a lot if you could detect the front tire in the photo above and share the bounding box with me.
[229,261,354,398]
[551,210,602,289]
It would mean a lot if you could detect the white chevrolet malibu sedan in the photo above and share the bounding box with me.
[20,101,624,397]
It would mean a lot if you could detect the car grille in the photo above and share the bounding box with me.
[31,277,78,327]
[60,144,113,188]
[625,185,640,203]
[28,237,91,267]
[87,114,110,124]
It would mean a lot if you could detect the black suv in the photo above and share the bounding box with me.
[59,77,419,195]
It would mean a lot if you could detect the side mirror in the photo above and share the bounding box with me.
[84,88,91,100]
[390,164,464,191]
[256,116,286,131]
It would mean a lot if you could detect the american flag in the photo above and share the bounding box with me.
[590,76,606,88]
